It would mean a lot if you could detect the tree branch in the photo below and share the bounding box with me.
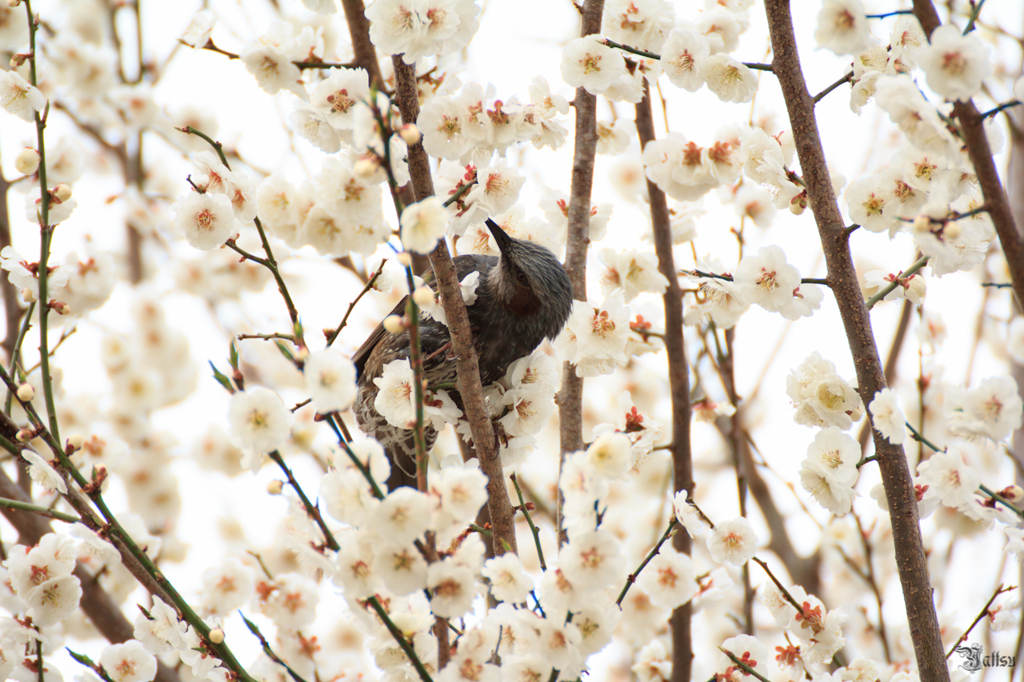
[762,2,949,679]
[635,84,693,682]
[390,57,518,557]
[556,0,605,546]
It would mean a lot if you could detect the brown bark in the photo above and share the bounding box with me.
[390,57,518,556]
[338,0,385,88]
[634,86,694,682]
[763,1,949,679]
[555,0,604,545]
[910,1,1024,310]
[0,466,180,682]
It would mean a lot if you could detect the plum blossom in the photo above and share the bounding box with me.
[662,29,710,91]
[733,245,801,313]
[0,69,46,122]
[401,196,448,254]
[99,641,157,682]
[868,388,907,445]
[560,35,627,96]
[427,559,477,618]
[916,449,979,509]
[227,387,293,458]
[786,352,864,430]
[174,192,237,251]
[815,0,872,55]
[800,459,857,514]
[703,54,757,103]
[706,517,758,565]
[918,24,991,101]
[635,549,698,608]
[945,376,1023,441]
[304,348,357,414]
[561,528,626,589]
[481,554,533,603]
[20,450,67,494]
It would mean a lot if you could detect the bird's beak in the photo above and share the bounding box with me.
[485,218,513,256]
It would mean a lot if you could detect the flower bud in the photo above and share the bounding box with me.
[15,383,34,402]
[943,221,962,241]
[353,157,379,178]
[399,123,420,145]
[14,148,39,175]
[67,433,85,450]
[904,275,926,304]
[294,347,309,362]
[209,628,225,644]
[15,429,33,442]
[371,270,393,293]
[52,184,72,203]
[383,314,405,334]
[396,251,413,267]
[412,286,434,307]
[10,53,27,68]
[8,0,22,7]
[20,287,35,303]
[267,480,284,495]
[1000,485,1024,503]
[50,300,70,315]
[911,214,931,233]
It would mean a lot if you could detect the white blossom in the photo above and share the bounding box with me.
[20,450,67,494]
[227,387,293,458]
[99,641,157,682]
[304,348,357,414]
[635,549,698,608]
[372,359,417,429]
[815,0,872,56]
[946,376,1023,441]
[560,35,627,96]
[481,554,533,604]
[800,458,857,514]
[918,24,991,102]
[174,192,237,251]
[560,528,626,590]
[427,559,477,618]
[706,516,758,565]
[916,449,979,509]
[703,54,757,103]
[733,245,801,313]
[401,196,448,254]
[662,29,710,91]
[181,10,216,48]
[585,432,632,479]
[868,387,907,445]
[199,558,255,617]
[372,487,433,545]
[0,69,46,122]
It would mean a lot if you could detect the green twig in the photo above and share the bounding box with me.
[0,495,78,523]
[616,518,677,605]
[865,256,928,310]
[510,473,545,571]
[268,450,339,551]
[183,126,306,349]
[239,612,311,682]
[327,259,387,347]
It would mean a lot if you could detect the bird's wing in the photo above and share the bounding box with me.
[351,254,496,378]
[352,295,408,378]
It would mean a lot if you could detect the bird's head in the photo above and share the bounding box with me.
[485,218,573,340]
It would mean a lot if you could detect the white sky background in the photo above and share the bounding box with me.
[4,0,1024,679]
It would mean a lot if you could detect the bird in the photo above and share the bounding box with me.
[352,218,573,491]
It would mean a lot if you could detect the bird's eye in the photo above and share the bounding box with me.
[516,271,529,285]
